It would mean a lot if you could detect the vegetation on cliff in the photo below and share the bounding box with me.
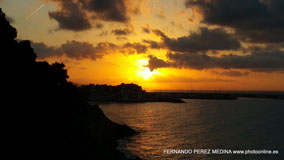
[1,8,138,160]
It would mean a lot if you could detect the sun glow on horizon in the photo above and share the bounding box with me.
[135,59,159,80]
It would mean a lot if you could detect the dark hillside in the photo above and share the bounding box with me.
[0,8,139,160]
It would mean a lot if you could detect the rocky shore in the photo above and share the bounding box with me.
[80,104,141,160]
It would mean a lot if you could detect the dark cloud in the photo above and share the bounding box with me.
[143,40,163,49]
[152,29,167,39]
[49,0,91,31]
[154,27,241,52]
[242,42,284,53]
[112,28,133,36]
[31,42,63,58]
[49,0,140,31]
[61,41,102,60]
[148,51,284,73]
[32,40,118,60]
[185,0,284,43]
[32,40,149,59]
[123,42,147,54]
[212,70,250,77]
[142,26,150,33]
[148,55,170,71]
[80,0,130,22]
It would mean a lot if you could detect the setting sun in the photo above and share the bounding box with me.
[137,67,154,80]
[135,59,159,80]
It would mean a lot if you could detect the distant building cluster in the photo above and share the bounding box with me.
[88,83,146,102]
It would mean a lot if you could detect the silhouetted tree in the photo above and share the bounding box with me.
[1,8,137,160]
[0,8,16,43]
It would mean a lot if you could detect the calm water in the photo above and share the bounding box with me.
[99,99,284,160]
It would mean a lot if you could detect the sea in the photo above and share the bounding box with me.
[99,98,284,160]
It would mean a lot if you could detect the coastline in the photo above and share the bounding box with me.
[85,104,142,160]
[89,92,284,105]
[147,92,284,100]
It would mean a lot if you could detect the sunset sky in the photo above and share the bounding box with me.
[1,0,284,91]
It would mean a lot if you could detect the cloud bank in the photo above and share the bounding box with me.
[31,40,150,59]
[185,0,284,43]
[32,40,118,60]
[148,51,284,73]
[157,27,241,53]
[48,0,142,31]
